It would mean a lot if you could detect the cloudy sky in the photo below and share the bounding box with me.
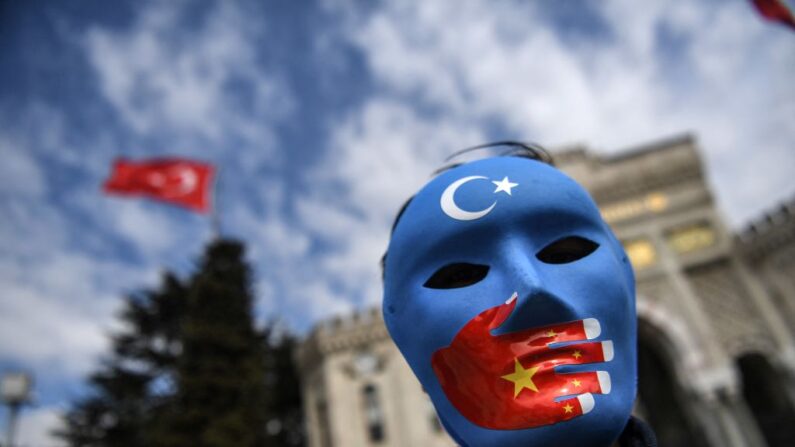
[0,0,793,444]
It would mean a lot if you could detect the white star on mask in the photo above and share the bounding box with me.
[492,177,518,195]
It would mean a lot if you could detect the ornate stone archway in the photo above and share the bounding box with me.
[636,302,712,447]
[635,298,768,447]
[737,352,795,447]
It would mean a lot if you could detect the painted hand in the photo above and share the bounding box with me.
[431,292,614,430]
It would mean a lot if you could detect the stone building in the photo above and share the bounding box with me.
[295,135,795,447]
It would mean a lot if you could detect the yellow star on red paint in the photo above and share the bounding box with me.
[572,350,582,359]
[563,403,574,414]
[501,358,540,398]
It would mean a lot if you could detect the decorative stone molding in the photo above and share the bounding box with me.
[296,307,390,373]
[637,298,705,381]
[556,134,704,205]
[638,297,740,401]
[341,349,387,380]
[737,196,795,262]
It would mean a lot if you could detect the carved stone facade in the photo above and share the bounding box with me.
[296,135,795,447]
[737,199,795,342]
[295,308,454,447]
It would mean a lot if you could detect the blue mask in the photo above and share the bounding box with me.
[383,157,636,447]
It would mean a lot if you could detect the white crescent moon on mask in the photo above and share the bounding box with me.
[440,175,497,221]
[163,165,198,198]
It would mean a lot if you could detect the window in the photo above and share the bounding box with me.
[666,223,716,254]
[623,239,657,270]
[362,384,386,442]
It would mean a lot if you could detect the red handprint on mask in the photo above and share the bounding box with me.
[430,292,613,429]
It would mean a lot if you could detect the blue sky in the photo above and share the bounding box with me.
[1,0,793,444]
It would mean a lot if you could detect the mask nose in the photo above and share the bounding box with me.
[492,242,579,335]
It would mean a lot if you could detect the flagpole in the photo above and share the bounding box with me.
[210,165,221,241]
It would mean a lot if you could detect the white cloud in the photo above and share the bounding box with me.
[217,98,484,329]
[0,251,149,377]
[0,191,160,446]
[13,406,66,447]
[288,99,483,314]
[0,137,47,198]
[105,199,209,261]
[319,99,484,218]
[0,136,159,343]
[83,1,293,159]
[333,0,795,227]
[227,188,356,325]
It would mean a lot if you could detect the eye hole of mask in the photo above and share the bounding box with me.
[423,263,490,289]
[536,236,599,264]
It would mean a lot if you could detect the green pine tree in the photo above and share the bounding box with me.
[154,239,273,447]
[57,273,188,447]
[261,325,305,446]
[59,239,305,447]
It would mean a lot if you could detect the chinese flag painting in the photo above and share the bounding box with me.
[103,158,215,213]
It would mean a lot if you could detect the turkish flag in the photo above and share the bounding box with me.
[431,293,613,430]
[752,0,795,29]
[103,158,215,213]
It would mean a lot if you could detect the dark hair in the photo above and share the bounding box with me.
[380,141,554,278]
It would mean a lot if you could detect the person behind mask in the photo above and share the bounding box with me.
[381,142,656,447]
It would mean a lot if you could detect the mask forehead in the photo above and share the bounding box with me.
[387,157,607,288]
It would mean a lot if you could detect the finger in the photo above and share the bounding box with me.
[552,371,612,396]
[498,318,603,348]
[487,293,601,344]
[531,340,613,368]
[545,393,596,423]
[481,291,602,346]
[508,371,597,427]
[521,369,610,399]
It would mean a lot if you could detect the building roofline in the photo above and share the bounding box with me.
[605,132,696,163]
[738,195,795,241]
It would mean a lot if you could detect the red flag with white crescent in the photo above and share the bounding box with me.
[752,0,795,30]
[103,158,215,213]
